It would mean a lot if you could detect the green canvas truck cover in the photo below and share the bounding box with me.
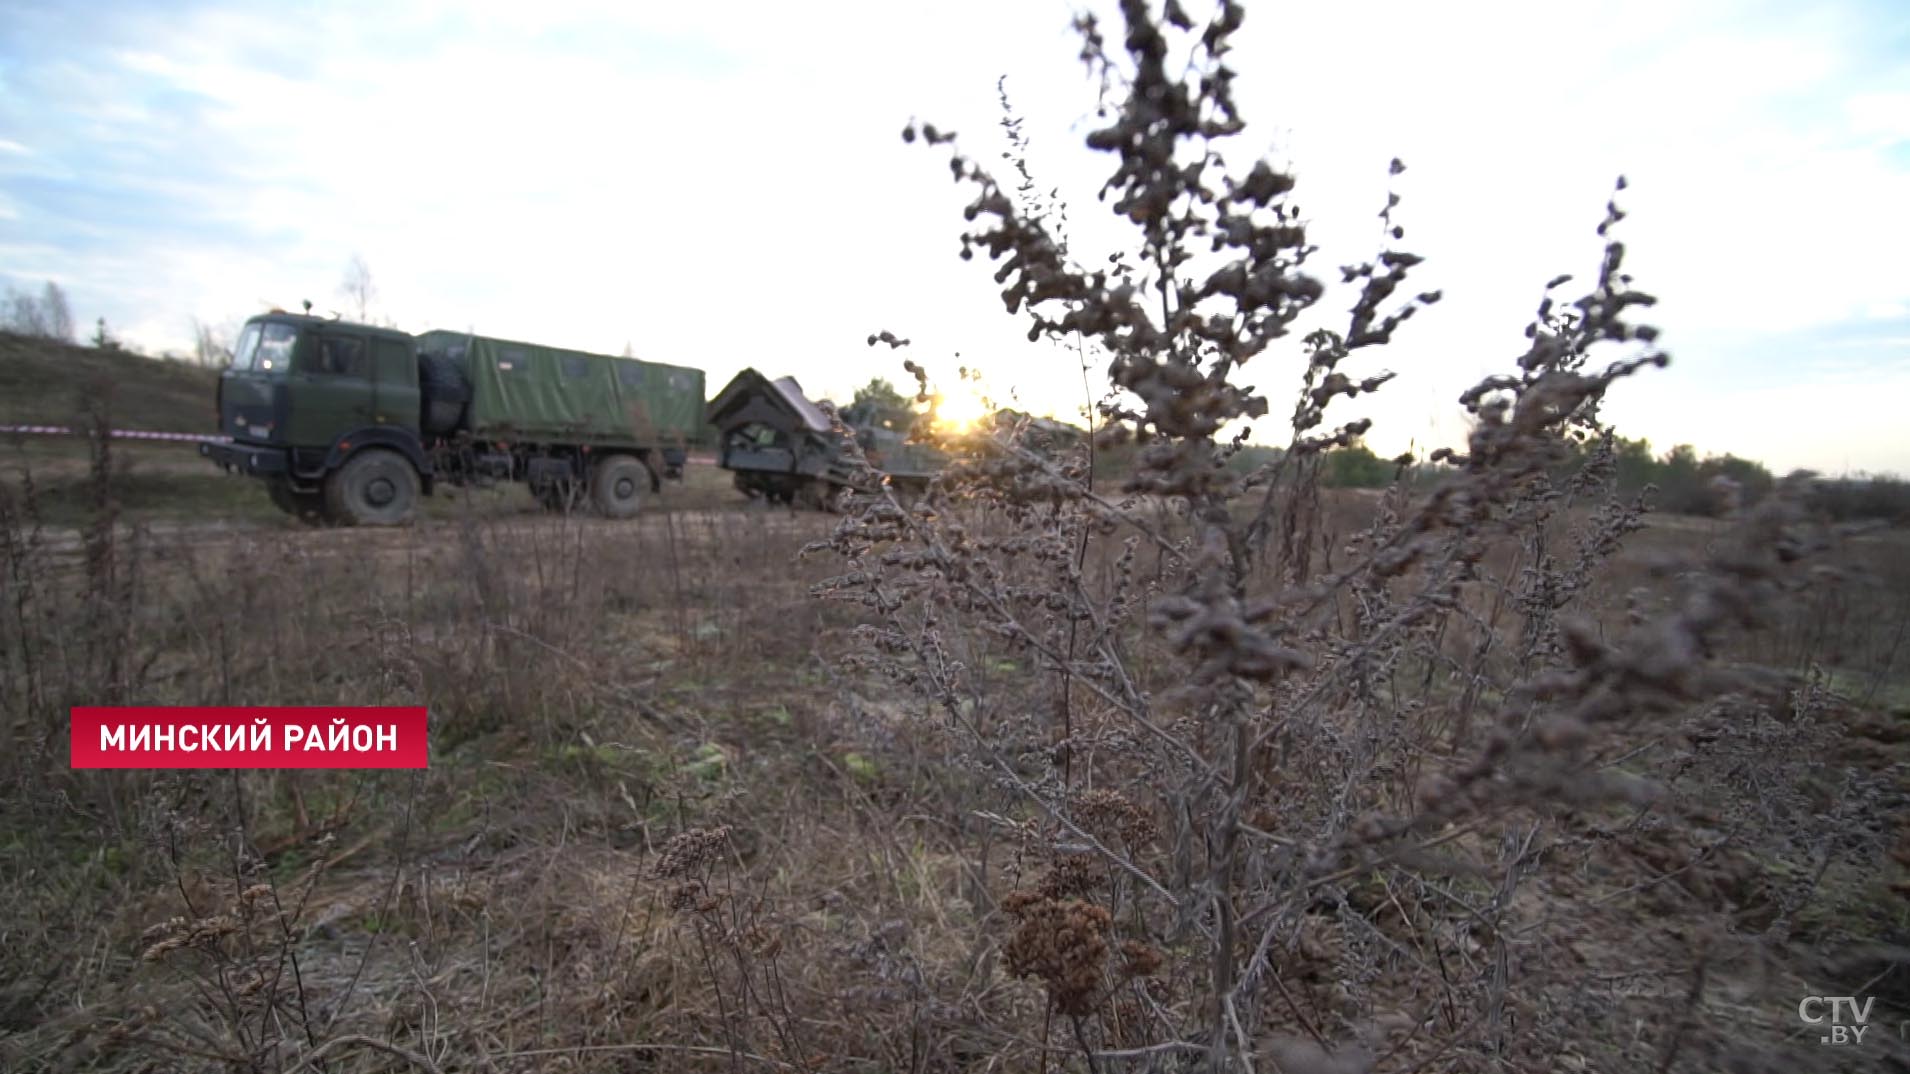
[415,330,705,446]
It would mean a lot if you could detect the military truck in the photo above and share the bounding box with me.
[706,368,945,509]
[201,312,705,525]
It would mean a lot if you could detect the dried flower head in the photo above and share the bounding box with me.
[1074,787,1160,847]
[1002,892,1112,1016]
[1037,854,1105,899]
[652,826,731,879]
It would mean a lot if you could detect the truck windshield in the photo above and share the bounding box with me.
[230,322,297,374]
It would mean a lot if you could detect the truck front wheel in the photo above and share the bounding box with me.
[325,448,420,526]
[591,455,646,519]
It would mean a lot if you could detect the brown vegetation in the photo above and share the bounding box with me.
[0,431,1906,1073]
[3,3,1909,1073]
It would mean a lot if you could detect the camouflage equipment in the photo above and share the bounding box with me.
[415,331,704,447]
[201,312,704,525]
[707,368,944,508]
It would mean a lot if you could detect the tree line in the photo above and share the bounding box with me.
[5,278,130,353]
[3,254,390,369]
[1315,435,1909,523]
[4,281,77,343]
[849,373,1906,524]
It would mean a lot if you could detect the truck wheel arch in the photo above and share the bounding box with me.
[324,427,432,484]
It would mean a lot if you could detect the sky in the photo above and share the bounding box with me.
[1,0,1906,476]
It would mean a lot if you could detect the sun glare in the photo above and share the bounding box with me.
[933,385,990,433]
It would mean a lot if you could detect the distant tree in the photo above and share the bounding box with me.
[191,317,233,367]
[1322,440,1392,489]
[1655,443,1705,513]
[3,286,47,336]
[1222,443,1285,475]
[339,254,378,323]
[40,282,73,341]
[852,377,911,413]
[1612,435,1656,493]
[2,280,76,340]
[1697,453,1773,507]
[847,377,916,431]
[1641,444,1774,516]
[92,316,121,350]
[621,341,636,359]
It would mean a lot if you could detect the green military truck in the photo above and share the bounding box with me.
[201,311,705,525]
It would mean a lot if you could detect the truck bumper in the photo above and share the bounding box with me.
[200,440,289,476]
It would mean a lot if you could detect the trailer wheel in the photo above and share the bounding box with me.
[591,455,646,519]
[268,479,331,526]
[797,479,837,512]
[325,447,419,526]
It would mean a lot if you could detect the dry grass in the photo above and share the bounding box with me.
[0,468,1903,1072]
[5,3,1910,1073]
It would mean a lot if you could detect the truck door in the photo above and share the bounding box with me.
[288,329,374,446]
[371,336,420,432]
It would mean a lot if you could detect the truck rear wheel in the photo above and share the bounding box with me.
[325,448,419,526]
[591,455,646,519]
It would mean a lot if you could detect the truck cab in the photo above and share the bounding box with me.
[202,313,432,524]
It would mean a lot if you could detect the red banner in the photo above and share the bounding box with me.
[70,707,429,769]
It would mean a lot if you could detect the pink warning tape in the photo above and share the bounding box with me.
[0,424,231,444]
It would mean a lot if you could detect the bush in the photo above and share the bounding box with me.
[1807,472,1910,524]
[1320,441,1392,488]
[803,4,1909,1071]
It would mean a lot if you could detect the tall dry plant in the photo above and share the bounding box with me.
[812,2,1862,1070]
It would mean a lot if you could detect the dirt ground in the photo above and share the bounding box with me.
[3,445,1908,1073]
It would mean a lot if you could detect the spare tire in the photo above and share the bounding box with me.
[418,351,471,436]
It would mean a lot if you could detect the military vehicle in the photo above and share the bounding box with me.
[706,368,945,508]
[201,312,705,525]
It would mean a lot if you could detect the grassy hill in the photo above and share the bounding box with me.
[0,332,265,524]
[0,331,221,432]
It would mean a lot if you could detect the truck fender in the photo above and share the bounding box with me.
[324,427,433,483]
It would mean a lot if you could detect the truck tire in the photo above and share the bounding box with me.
[591,455,646,519]
[325,448,419,526]
[268,479,330,526]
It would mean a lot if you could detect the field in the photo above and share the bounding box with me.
[3,344,1908,1071]
[5,5,1910,1066]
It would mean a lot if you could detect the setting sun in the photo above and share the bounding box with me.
[932,384,991,433]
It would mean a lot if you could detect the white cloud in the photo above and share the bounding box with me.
[1845,91,1910,143]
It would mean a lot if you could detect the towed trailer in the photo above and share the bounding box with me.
[705,368,942,509]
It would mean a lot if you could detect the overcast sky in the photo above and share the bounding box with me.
[1,0,1905,475]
